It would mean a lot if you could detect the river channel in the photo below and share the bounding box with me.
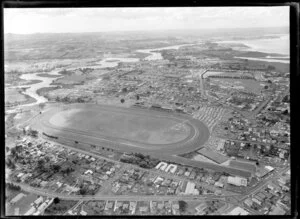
[12,43,195,108]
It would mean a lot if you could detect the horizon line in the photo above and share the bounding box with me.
[4,26,289,35]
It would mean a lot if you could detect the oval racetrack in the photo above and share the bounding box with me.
[33,103,210,155]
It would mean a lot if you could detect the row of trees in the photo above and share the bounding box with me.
[55,96,90,103]
[6,183,21,191]
[120,153,160,169]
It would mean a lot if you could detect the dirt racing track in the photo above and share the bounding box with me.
[33,104,210,155]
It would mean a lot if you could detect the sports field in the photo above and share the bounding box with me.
[49,108,191,145]
[33,103,210,155]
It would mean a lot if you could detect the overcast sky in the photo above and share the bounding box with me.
[4,7,289,34]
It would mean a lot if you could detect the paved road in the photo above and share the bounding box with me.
[198,69,208,98]
[7,180,238,202]
[252,97,272,116]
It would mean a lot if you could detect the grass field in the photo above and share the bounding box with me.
[5,89,27,103]
[53,74,86,85]
[49,107,190,145]
[210,78,263,94]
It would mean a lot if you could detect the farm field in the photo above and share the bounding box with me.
[52,74,86,85]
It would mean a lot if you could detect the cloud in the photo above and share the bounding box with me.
[4,7,289,34]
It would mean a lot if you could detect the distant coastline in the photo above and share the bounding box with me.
[216,34,289,57]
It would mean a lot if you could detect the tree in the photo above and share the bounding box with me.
[77,97,85,103]
[44,156,51,163]
[103,75,110,80]
[37,159,45,170]
[53,197,60,204]
[120,99,125,104]
[10,147,17,157]
[51,164,61,172]
[267,65,275,71]
[282,110,289,115]
[178,200,188,213]
[16,145,23,153]
[6,158,16,169]
[6,183,21,191]
[28,129,38,138]
[79,187,88,195]
[63,167,74,174]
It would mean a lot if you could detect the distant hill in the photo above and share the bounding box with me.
[4,26,289,61]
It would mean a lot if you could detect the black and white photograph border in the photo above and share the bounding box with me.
[1,0,298,217]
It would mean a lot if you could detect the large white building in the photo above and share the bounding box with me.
[155,162,168,171]
[184,182,199,195]
[165,164,178,174]
[227,176,247,187]
[225,207,250,215]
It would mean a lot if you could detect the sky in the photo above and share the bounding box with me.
[4,7,289,34]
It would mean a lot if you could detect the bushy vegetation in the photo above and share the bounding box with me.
[6,183,21,191]
[6,157,16,169]
[44,200,78,215]
[178,200,188,213]
[120,153,160,169]
[27,129,39,138]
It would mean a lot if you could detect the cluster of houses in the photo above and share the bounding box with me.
[9,136,121,196]
[243,181,290,215]
[68,199,181,215]
[223,110,290,164]
[111,168,182,196]
[155,162,235,194]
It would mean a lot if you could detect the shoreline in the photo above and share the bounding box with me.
[5,88,37,107]
[235,56,289,64]
[36,73,62,78]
